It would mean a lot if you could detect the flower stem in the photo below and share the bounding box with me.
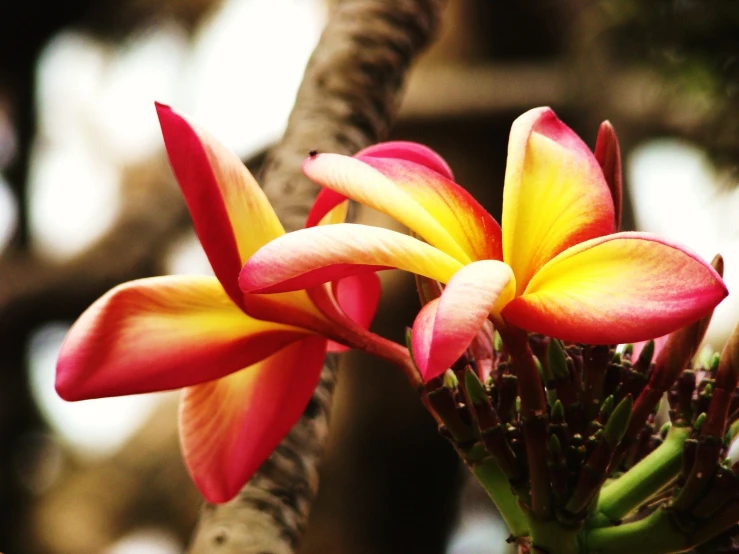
[471,457,529,538]
[584,509,688,554]
[594,425,690,525]
[499,326,552,521]
[527,520,581,554]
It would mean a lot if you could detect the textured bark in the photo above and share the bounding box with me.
[258,0,445,233]
[187,1,446,552]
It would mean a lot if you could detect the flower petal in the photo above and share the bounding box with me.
[303,153,501,262]
[156,103,284,308]
[411,260,515,381]
[325,271,383,353]
[304,141,454,227]
[359,156,503,261]
[502,107,615,294]
[239,223,464,293]
[56,276,308,400]
[503,233,728,344]
[305,188,349,227]
[179,335,326,503]
[358,140,455,179]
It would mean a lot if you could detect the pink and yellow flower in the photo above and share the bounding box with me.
[239,107,728,382]
[55,104,381,503]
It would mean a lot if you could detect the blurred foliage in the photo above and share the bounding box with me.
[605,0,739,176]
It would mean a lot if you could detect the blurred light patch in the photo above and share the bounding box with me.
[0,173,18,254]
[12,431,63,495]
[29,0,324,262]
[30,32,115,261]
[446,514,512,554]
[94,26,187,165]
[28,322,165,456]
[104,529,181,554]
[30,27,186,260]
[628,139,739,347]
[28,139,120,260]
[164,230,213,276]
[34,32,105,146]
[188,0,326,158]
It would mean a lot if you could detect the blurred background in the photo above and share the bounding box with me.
[1,0,738,553]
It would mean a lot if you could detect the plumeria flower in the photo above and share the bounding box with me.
[55,104,382,503]
[239,107,728,382]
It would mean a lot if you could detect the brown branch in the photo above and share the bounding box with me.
[186,1,446,552]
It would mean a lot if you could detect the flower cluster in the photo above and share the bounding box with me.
[239,108,726,381]
[56,104,730,520]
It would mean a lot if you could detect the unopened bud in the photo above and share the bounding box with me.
[552,399,565,422]
[534,355,552,383]
[548,339,570,380]
[659,422,671,439]
[549,434,562,456]
[709,352,721,373]
[604,395,632,448]
[494,331,503,353]
[715,323,739,392]
[442,369,458,391]
[599,395,615,421]
[711,253,724,276]
[694,413,707,431]
[727,433,739,467]
[635,340,655,373]
[464,367,488,406]
[594,120,623,229]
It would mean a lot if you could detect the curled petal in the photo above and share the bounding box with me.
[502,107,614,294]
[594,120,623,229]
[325,272,382,353]
[412,260,515,382]
[305,141,454,227]
[305,188,349,227]
[156,103,284,308]
[56,276,307,400]
[239,223,464,293]
[504,233,728,345]
[180,335,326,503]
[303,153,500,262]
[358,140,455,179]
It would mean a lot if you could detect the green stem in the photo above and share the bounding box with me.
[594,426,690,525]
[528,520,581,554]
[499,326,552,520]
[472,458,529,537]
[584,509,688,554]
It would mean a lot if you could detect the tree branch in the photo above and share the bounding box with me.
[186,1,446,552]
